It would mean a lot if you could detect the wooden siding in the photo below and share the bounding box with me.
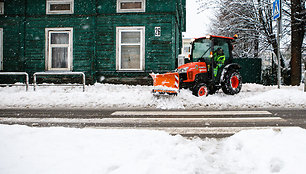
[95,14,176,72]
[0,0,186,84]
[98,0,176,14]
[26,0,96,15]
[0,17,25,72]
[24,16,95,75]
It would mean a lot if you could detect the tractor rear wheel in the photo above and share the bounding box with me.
[222,70,242,95]
[193,83,209,97]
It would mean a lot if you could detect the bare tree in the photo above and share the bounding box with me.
[290,0,305,85]
[197,0,305,85]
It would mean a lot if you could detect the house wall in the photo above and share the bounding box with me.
[0,17,25,72]
[0,0,25,72]
[0,0,186,84]
[24,16,95,75]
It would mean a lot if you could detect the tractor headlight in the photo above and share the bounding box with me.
[177,67,189,73]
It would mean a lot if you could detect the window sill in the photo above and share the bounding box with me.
[116,70,145,73]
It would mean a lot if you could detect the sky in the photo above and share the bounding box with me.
[183,0,215,38]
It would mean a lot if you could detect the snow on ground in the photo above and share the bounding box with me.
[1,84,306,173]
[0,83,305,109]
[0,124,306,174]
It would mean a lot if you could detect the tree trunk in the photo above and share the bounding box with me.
[254,35,259,58]
[290,0,305,86]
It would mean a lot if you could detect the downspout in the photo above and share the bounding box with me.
[23,0,27,75]
[93,0,98,82]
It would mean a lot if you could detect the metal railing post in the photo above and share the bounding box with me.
[81,72,86,92]
[33,73,37,91]
[25,73,29,91]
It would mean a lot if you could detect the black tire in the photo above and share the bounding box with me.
[222,70,242,95]
[192,83,209,97]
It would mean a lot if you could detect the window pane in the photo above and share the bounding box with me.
[50,4,71,11]
[192,40,212,59]
[121,32,140,44]
[120,2,142,9]
[121,45,140,69]
[52,47,68,68]
[51,33,69,44]
[0,2,3,14]
[214,39,230,60]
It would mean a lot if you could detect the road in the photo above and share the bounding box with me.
[0,108,305,138]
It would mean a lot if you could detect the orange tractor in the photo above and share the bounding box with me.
[150,35,242,96]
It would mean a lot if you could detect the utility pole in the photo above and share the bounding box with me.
[277,13,281,89]
[304,71,306,92]
[273,0,282,89]
[304,62,306,92]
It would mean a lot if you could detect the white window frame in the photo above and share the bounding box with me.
[46,0,74,14]
[0,2,4,15]
[45,28,73,71]
[0,28,3,70]
[117,0,146,13]
[116,27,145,71]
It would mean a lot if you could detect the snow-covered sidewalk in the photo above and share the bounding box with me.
[0,83,305,109]
[1,84,306,173]
[0,124,306,174]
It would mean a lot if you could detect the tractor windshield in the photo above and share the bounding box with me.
[192,39,213,62]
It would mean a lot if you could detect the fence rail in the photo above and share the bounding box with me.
[0,72,29,91]
[33,72,86,92]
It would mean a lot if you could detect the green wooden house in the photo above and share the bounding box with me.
[0,0,186,84]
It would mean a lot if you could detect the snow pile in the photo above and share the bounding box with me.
[0,83,305,109]
[0,125,306,174]
[215,128,306,173]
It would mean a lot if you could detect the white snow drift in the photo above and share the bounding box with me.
[0,125,306,174]
[0,83,305,109]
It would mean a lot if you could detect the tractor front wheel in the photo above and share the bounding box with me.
[222,70,242,95]
[193,83,209,97]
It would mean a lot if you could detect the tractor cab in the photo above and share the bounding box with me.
[189,35,235,81]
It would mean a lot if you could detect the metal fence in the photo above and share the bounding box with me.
[233,58,262,84]
[0,72,29,91]
[33,72,86,92]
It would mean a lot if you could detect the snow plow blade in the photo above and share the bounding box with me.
[150,72,180,95]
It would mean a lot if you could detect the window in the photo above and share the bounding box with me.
[0,2,4,15]
[45,28,73,71]
[214,38,230,60]
[0,28,2,70]
[183,45,191,58]
[117,0,145,13]
[46,0,74,14]
[116,27,145,71]
[192,39,212,61]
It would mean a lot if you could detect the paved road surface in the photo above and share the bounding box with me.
[0,109,305,138]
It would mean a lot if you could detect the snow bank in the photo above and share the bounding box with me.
[0,83,305,109]
[0,125,306,174]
